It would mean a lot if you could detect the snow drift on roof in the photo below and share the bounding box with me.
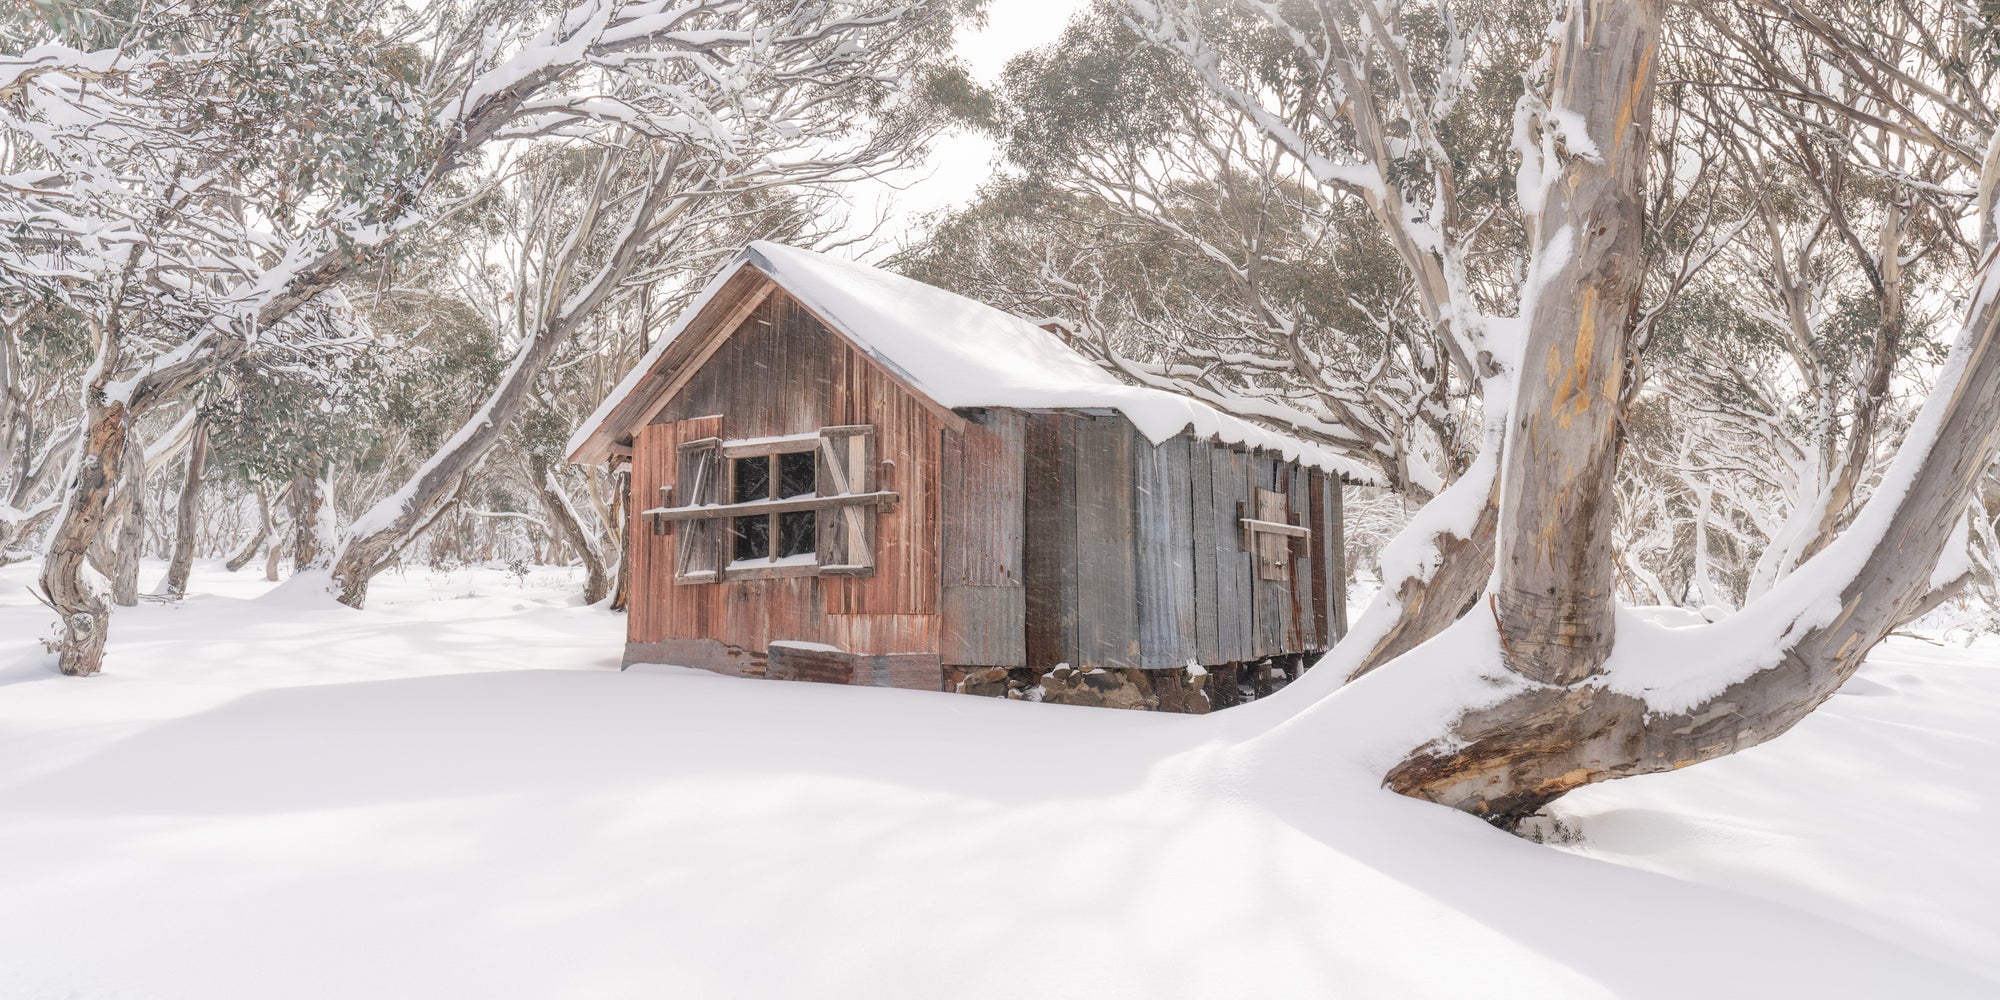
[572,241,1363,477]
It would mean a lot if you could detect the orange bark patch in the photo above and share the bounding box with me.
[1550,292,1600,429]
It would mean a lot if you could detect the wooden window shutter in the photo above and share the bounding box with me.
[1249,487,1297,582]
[674,437,724,582]
[816,425,877,575]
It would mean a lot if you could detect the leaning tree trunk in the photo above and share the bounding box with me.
[0,502,58,564]
[1343,464,1500,682]
[1381,0,2000,822]
[608,465,632,612]
[530,453,610,604]
[1388,243,2000,824]
[161,420,209,597]
[329,147,669,609]
[329,348,555,608]
[39,400,132,676]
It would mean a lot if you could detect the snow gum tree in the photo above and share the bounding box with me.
[3,0,973,672]
[900,5,1491,502]
[320,0,967,607]
[1137,0,2000,825]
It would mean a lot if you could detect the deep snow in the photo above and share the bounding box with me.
[0,560,1992,998]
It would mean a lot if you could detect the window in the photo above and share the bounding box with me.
[650,425,894,583]
[730,449,818,564]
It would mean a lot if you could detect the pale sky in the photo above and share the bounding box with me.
[842,0,1092,258]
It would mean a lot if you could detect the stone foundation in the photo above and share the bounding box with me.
[947,664,1213,714]
[945,654,1319,714]
[627,640,1317,714]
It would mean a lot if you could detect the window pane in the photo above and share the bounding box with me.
[732,456,770,504]
[778,450,816,498]
[778,510,816,558]
[733,514,770,562]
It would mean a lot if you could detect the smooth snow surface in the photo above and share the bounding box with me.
[0,561,1993,998]
[570,242,1362,476]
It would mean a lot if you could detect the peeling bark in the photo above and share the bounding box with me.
[38,401,130,676]
[1491,0,1666,687]
[290,469,324,572]
[1392,239,2000,827]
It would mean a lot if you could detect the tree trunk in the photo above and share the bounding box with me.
[531,453,609,604]
[0,502,58,564]
[609,466,632,612]
[264,524,283,582]
[225,484,273,572]
[290,469,325,572]
[1345,484,1498,681]
[1489,0,1665,687]
[110,431,147,607]
[329,146,669,609]
[162,420,209,597]
[38,401,130,676]
[1389,229,2000,829]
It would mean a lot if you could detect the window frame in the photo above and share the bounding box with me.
[648,426,896,584]
[723,441,822,577]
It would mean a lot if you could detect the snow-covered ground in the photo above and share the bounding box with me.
[0,560,1992,998]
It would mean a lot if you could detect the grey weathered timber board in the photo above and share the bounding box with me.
[1166,438,1199,659]
[1187,441,1223,665]
[1209,443,1253,663]
[941,584,1026,665]
[1023,412,1064,668]
[939,410,1026,665]
[1073,415,1138,669]
[1130,427,1190,669]
[661,294,826,438]
[1251,454,1286,659]
[1056,413,1081,667]
[1168,438,1192,656]
[1331,480,1349,638]
[1309,470,1332,649]
[1286,462,1314,653]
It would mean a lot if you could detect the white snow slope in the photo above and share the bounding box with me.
[0,560,1993,998]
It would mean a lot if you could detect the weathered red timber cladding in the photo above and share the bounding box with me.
[635,288,945,657]
[627,420,670,646]
[628,415,719,646]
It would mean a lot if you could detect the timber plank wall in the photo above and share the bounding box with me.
[625,285,1346,678]
[630,290,946,660]
[1017,410,1345,672]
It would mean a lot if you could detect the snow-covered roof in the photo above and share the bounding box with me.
[571,241,1360,475]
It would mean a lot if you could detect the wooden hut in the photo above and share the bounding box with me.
[568,242,1360,712]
